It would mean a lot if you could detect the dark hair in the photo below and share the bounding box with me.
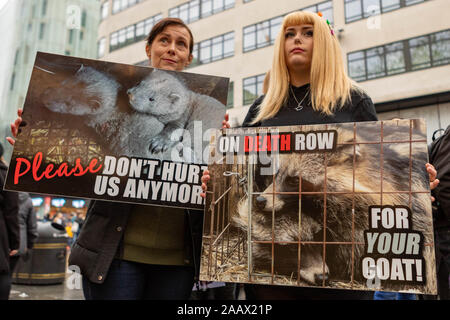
[146,18,194,55]
[0,142,3,158]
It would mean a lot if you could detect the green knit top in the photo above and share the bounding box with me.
[122,205,190,266]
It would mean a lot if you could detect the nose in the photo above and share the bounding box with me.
[255,196,267,210]
[168,41,176,54]
[314,272,329,285]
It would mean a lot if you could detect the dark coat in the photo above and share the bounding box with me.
[0,161,20,273]
[17,192,38,253]
[68,200,203,284]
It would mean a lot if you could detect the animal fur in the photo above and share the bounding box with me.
[232,122,435,292]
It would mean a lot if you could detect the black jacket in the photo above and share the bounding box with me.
[68,200,203,284]
[17,192,38,253]
[0,161,20,273]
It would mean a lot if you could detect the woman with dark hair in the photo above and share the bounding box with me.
[9,17,206,300]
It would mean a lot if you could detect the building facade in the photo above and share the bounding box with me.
[10,0,450,149]
[0,0,101,162]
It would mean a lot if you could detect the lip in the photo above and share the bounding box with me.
[162,58,177,64]
[291,48,304,53]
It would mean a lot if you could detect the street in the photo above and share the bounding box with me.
[9,275,84,300]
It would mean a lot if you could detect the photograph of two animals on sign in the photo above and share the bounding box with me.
[9,53,436,295]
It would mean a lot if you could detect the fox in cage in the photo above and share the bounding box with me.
[226,121,435,291]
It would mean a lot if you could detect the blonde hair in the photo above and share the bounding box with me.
[252,11,359,124]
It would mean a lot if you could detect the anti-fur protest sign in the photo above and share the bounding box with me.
[4,52,227,210]
[200,119,437,294]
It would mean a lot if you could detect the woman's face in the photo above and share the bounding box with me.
[284,24,314,73]
[146,24,193,71]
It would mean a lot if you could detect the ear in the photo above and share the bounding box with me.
[185,54,193,67]
[169,93,180,104]
[76,64,84,73]
[145,43,151,60]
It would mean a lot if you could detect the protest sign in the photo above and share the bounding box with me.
[4,52,227,210]
[200,119,437,294]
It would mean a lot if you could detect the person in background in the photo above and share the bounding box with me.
[0,142,20,300]
[10,192,38,274]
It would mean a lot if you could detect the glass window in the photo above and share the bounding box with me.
[381,0,400,12]
[201,0,212,17]
[346,0,428,23]
[224,32,234,57]
[39,23,45,39]
[409,36,431,70]
[366,47,385,79]
[200,40,211,64]
[98,38,106,58]
[363,0,381,18]
[101,1,109,20]
[243,25,256,52]
[226,82,234,109]
[345,0,363,22]
[431,30,450,66]
[385,42,405,75]
[110,32,118,49]
[212,37,222,61]
[348,51,366,81]
[136,21,145,39]
[347,28,450,82]
[243,74,264,105]
[256,21,270,48]
[112,0,121,14]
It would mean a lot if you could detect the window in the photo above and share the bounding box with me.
[243,74,265,105]
[42,0,47,15]
[109,13,162,52]
[98,38,106,58]
[345,0,428,23]
[243,15,282,52]
[39,23,45,40]
[431,30,450,66]
[243,1,333,53]
[347,29,450,81]
[10,73,15,91]
[409,36,431,70]
[112,0,143,14]
[226,82,234,109]
[169,0,234,23]
[302,0,333,24]
[101,1,109,20]
[169,0,200,23]
[190,32,234,67]
[81,10,87,27]
[69,29,74,44]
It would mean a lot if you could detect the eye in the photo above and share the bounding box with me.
[285,31,295,38]
[149,97,154,102]
[177,41,187,48]
[304,30,313,37]
[160,37,168,43]
[286,175,300,186]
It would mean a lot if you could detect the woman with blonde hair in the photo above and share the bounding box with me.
[244,10,375,128]
[202,10,439,299]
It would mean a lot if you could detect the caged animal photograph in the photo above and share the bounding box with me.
[13,52,227,167]
[200,119,436,294]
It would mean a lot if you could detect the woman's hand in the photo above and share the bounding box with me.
[200,169,210,198]
[6,108,24,146]
[222,113,230,129]
[426,163,439,202]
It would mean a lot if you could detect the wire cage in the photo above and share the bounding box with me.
[200,120,436,294]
